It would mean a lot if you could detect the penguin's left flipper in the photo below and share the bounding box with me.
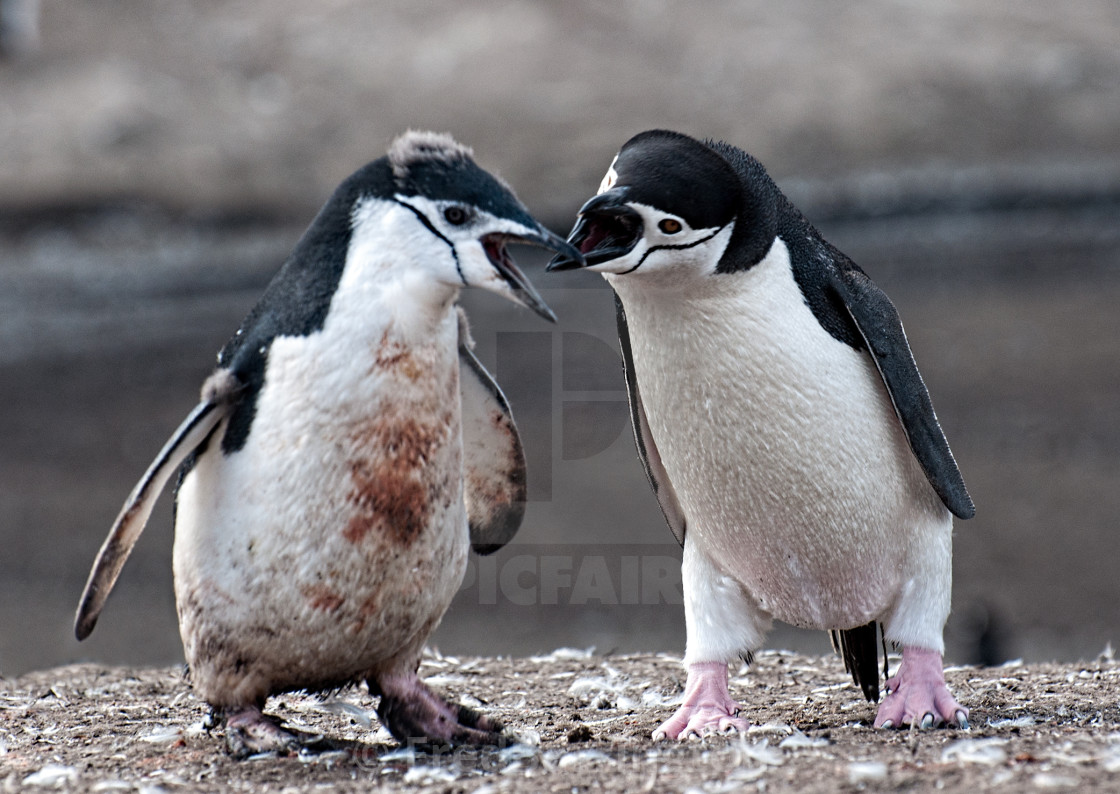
[74,370,241,641]
[616,294,689,546]
[828,267,975,521]
[457,311,527,555]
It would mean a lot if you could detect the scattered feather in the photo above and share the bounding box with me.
[499,761,524,777]
[747,722,793,735]
[297,749,348,766]
[735,738,783,766]
[380,746,418,764]
[641,687,682,708]
[557,749,616,768]
[727,766,768,783]
[779,730,830,749]
[139,726,185,744]
[507,729,541,748]
[1032,773,1079,789]
[403,765,457,784]
[847,761,888,783]
[498,742,540,766]
[317,699,373,727]
[1101,750,1120,773]
[942,738,1009,765]
[530,647,595,663]
[23,765,79,787]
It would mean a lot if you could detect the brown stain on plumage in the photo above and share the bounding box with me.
[344,413,453,548]
[301,583,345,612]
[374,331,426,382]
[343,326,461,548]
[465,408,525,518]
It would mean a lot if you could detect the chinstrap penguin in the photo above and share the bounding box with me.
[548,129,974,738]
[75,131,582,755]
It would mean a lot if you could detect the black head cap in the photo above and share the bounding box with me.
[611,130,743,231]
[563,130,781,273]
[386,131,538,228]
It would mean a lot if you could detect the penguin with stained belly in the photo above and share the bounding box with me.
[76,131,582,755]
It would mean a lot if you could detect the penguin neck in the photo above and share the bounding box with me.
[339,202,462,342]
[608,236,793,335]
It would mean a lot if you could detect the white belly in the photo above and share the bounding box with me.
[610,241,949,631]
[172,308,468,706]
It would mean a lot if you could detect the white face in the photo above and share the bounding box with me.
[389,195,533,291]
[346,195,550,317]
[585,199,735,280]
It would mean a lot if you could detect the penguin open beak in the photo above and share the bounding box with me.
[547,189,642,272]
[481,225,578,323]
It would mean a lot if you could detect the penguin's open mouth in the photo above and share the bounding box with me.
[546,194,642,272]
[572,209,642,266]
[481,233,520,278]
[480,232,558,322]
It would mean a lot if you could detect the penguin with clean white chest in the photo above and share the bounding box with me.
[75,131,582,755]
[548,130,974,738]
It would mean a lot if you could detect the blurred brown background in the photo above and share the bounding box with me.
[2,1,1119,677]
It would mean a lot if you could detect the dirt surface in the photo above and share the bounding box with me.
[3,650,1120,792]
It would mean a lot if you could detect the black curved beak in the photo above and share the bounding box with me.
[546,188,642,272]
[482,224,579,323]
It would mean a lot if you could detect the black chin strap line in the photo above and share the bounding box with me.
[393,198,467,286]
[619,225,727,275]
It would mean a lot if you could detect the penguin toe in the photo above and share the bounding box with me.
[375,673,508,748]
[223,705,302,758]
[653,704,748,740]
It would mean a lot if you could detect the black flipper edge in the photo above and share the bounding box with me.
[828,268,975,520]
[615,293,688,545]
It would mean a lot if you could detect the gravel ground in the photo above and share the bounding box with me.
[4,0,1120,677]
[3,650,1120,792]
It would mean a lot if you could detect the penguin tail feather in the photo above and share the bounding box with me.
[830,622,883,702]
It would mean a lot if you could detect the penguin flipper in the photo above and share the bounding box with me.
[457,311,526,555]
[828,268,975,520]
[616,294,689,546]
[74,371,239,640]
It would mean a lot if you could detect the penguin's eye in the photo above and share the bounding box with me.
[658,218,683,235]
[444,206,472,226]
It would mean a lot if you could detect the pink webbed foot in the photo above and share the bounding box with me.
[874,646,969,729]
[653,661,749,740]
[223,704,302,758]
[374,671,506,748]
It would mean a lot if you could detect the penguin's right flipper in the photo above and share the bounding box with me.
[74,370,240,641]
[457,311,527,555]
[616,293,688,546]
